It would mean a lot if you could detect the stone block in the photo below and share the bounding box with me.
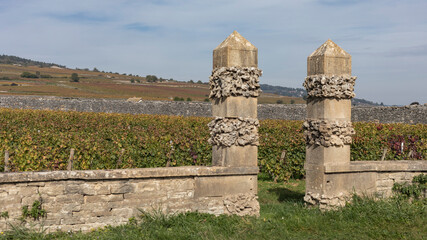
[55,194,84,204]
[304,166,325,194]
[307,39,351,76]
[194,175,256,198]
[306,145,350,165]
[212,96,257,118]
[306,98,351,120]
[213,31,257,68]
[1,195,21,205]
[65,183,84,194]
[22,195,41,205]
[161,179,194,192]
[84,194,123,203]
[110,208,134,218]
[212,145,258,167]
[110,182,134,194]
[17,186,38,196]
[39,183,65,196]
[167,190,194,200]
[132,180,160,193]
[60,217,84,225]
[81,183,110,195]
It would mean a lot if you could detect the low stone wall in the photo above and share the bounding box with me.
[304,161,427,209]
[0,95,426,123]
[0,166,259,232]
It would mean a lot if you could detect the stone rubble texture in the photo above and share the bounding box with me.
[209,67,262,99]
[303,119,355,147]
[223,194,260,216]
[208,117,259,147]
[303,75,357,99]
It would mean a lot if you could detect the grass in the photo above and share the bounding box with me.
[1,175,425,240]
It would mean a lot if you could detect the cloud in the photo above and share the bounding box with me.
[124,23,158,33]
[316,0,368,6]
[46,11,114,24]
[384,44,427,57]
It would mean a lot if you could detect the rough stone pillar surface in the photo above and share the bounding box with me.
[303,40,357,208]
[209,31,261,167]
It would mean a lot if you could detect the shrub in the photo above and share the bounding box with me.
[70,73,79,82]
[393,174,426,200]
[20,72,38,78]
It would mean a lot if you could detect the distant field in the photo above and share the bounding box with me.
[0,64,303,104]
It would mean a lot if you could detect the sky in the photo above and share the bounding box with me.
[0,0,426,105]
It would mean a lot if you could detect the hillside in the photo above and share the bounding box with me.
[0,54,66,68]
[260,83,380,106]
[0,62,302,104]
[0,54,377,105]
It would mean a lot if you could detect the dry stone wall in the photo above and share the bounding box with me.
[0,95,425,123]
[0,166,259,233]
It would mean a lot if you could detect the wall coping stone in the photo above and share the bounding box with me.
[0,166,259,184]
[324,160,427,173]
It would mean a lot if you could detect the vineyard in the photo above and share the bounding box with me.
[0,108,425,181]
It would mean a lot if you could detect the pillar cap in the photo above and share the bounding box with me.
[214,31,257,51]
[309,39,350,58]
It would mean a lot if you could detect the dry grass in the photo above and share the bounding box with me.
[0,64,303,103]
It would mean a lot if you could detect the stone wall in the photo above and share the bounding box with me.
[0,95,425,123]
[0,166,259,232]
[304,161,427,210]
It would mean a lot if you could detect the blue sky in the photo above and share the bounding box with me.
[1,0,426,105]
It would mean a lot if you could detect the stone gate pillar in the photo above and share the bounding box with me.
[303,40,357,208]
[208,31,262,167]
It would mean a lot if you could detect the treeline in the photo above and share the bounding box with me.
[0,54,66,68]
[260,83,380,106]
[260,84,306,98]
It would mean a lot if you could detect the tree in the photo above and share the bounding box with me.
[276,100,283,104]
[70,73,80,82]
[290,100,295,104]
[146,75,158,83]
[93,67,99,72]
[20,72,38,78]
[186,97,192,101]
[197,80,203,84]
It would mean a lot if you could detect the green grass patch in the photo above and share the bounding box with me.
[2,178,425,240]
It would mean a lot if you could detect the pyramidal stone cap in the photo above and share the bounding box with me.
[213,31,258,68]
[307,39,352,76]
